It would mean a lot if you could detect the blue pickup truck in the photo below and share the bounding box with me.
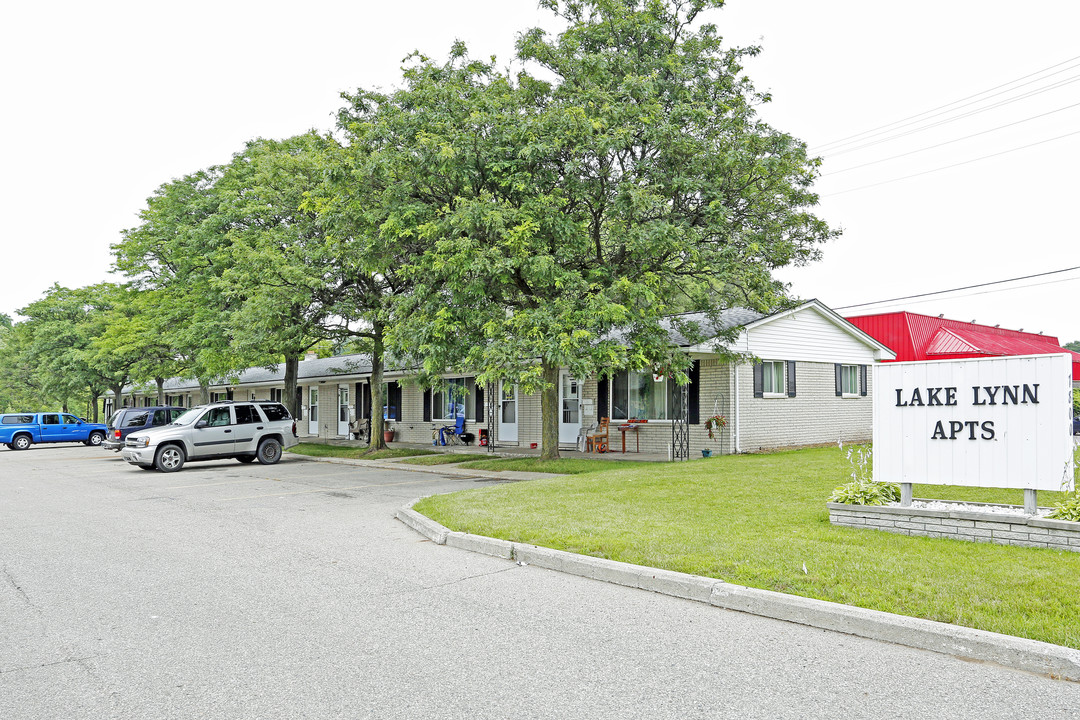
[0,412,108,450]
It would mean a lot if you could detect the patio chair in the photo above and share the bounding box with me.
[438,415,470,445]
[586,417,610,453]
[349,418,370,444]
[576,422,597,453]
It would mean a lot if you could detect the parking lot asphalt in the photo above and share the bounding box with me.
[2,444,1078,719]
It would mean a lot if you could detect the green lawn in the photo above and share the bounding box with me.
[414,446,1080,649]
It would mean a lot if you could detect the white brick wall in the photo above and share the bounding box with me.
[736,361,872,452]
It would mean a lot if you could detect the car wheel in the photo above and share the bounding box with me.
[12,435,31,451]
[154,444,185,473]
[236,455,256,463]
[87,431,105,446]
[256,438,282,465]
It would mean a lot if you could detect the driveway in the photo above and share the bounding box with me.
[1,445,1077,719]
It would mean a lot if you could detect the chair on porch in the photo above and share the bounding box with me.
[349,418,370,444]
[586,417,610,453]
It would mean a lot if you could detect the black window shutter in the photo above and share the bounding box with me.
[474,384,484,423]
[597,378,609,420]
[835,364,843,396]
[226,388,234,401]
[423,389,431,422]
[787,361,797,398]
[753,362,764,398]
[385,382,399,421]
[688,360,700,424]
[860,365,868,396]
[362,383,371,419]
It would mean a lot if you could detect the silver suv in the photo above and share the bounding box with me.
[121,400,298,472]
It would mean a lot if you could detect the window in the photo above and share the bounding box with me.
[835,364,867,397]
[259,403,290,422]
[152,409,171,426]
[124,412,150,428]
[611,371,673,420]
[41,414,60,425]
[210,392,228,403]
[203,407,231,427]
[2,415,33,425]
[432,378,466,420]
[270,388,283,403]
[761,361,785,395]
[500,383,516,424]
[234,405,259,424]
[382,383,400,421]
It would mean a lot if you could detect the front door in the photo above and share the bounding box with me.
[558,373,581,445]
[498,382,518,443]
[337,385,350,437]
[308,387,319,436]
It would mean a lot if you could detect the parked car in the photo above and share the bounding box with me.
[1074,416,1080,435]
[121,400,298,472]
[103,406,186,451]
[1,412,108,450]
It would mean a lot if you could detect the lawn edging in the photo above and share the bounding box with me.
[828,500,1080,553]
[397,500,1080,682]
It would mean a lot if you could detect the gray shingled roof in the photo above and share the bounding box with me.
[137,307,769,394]
[147,354,376,393]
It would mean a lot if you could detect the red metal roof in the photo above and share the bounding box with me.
[846,311,1080,380]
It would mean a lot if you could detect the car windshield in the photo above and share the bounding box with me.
[171,407,206,426]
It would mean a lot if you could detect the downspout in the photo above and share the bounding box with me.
[733,363,741,453]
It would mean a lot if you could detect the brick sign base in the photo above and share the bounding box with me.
[827,501,1080,553]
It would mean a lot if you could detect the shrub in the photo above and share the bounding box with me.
[829,480,901,506]
[1047,493,1080,522]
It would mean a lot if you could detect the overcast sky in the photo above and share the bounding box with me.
[3,0,1078,344]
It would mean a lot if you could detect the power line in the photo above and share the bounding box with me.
[822,99,1080,177]
[812,54,1080,153]
[823,72,1080,158]
[823,128,1080,197]
[842,275,1080,312]
[836,266,1080,311]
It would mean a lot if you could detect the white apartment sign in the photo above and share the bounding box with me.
[873,354,1074,492]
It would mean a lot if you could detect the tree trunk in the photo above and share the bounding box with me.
[90,390,99,422]
[540,358,561,460]
[370,323,386,451]
[110,383,125,411]
[283,354,299,419]
[155,377,165,405]
[198,379,210,405]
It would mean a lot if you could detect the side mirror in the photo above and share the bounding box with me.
[195,420,208,429]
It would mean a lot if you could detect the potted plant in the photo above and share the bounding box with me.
[383,426,395,443]
[702,414,726,457]
[704,414,726,440]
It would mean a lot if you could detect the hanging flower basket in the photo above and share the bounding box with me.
[703,414,727,442]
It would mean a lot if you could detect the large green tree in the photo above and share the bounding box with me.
[362,0,835,458]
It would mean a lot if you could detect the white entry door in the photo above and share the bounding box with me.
[308,387,319,436]
[558,373,581,445]
[498,382,518,443]
[337,385,350,436]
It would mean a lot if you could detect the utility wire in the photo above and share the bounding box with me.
[835,266,1080,311]
[824,72,1080,158]
[812,54,1080,152]
[824,128,1080,196]
[822,99,1080,176]
[843,275,1080,312]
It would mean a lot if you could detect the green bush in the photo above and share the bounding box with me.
[828,480,901,506]
[1048,492,1080,522]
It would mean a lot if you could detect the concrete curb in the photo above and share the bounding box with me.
[396,503,1080,682]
